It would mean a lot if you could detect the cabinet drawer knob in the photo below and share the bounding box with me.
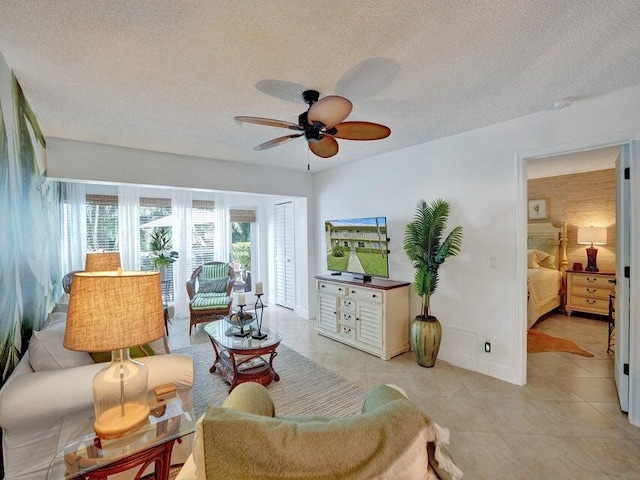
[372,294,378,298]
[338,288,343,292]
[586,299,596,304]
[586,288,596,294]
[351,290,357,294]
[586,277,597,283]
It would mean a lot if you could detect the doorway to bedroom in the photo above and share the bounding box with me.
[525,145,624,407]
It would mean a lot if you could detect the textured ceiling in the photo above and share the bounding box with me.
[1,1,639,172]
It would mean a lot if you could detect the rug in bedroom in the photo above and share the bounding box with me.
[174,341,368,419]
[527,330,594,357]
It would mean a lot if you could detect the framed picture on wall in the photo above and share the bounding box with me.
[528,198,548,220]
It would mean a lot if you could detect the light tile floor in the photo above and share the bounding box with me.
[167,308,640,480]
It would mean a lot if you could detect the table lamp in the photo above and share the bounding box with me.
[85,252,121,271]
[64,270,164,439]
[577,226,607,272]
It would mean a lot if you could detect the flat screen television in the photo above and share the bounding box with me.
[324,217,389,281]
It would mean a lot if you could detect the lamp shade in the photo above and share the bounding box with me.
[64,271,164,352]
[577,227,607,246]
[85,252,121,271]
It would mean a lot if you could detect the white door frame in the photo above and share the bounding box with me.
[515,130,640,425]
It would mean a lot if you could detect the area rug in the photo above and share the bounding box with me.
[173,341,368,419]
[527,330,594,357]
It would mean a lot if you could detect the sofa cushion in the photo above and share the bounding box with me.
[28,322,94,371]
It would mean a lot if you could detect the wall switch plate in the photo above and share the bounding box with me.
[484,340,491,353]
[489,256,497,269]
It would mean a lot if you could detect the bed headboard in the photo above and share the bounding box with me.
[527,222,568,273]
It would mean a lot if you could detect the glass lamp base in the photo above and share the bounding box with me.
[92,349,150,439]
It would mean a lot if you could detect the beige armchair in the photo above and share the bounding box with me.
[175,382,462,480]
[186,262,233,334]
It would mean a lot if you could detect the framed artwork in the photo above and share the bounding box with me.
[528,199,548,220]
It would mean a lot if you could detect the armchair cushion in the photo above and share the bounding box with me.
[196,383,462,480]
[191,293,232,310]
[197,276,229,294]
[202,264,229,279]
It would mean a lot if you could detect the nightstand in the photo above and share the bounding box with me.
[565,270,615,317]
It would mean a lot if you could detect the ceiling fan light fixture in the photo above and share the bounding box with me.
[308,95,353,128]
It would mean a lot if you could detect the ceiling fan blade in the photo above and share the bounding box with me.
[308,135,339,158]
[235,116,301,130]
[308,96,353,128]
[254,134,303,151]
[332,121,391,140]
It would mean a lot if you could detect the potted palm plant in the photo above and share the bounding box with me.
[404,199,463,367]
[148,227,179,279]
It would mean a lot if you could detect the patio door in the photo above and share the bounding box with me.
[274,201,295,309]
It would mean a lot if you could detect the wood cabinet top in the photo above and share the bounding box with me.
[567,270,615,276]
[315,275,410,290]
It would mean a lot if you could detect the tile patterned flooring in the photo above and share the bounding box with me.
[167,308,640,479]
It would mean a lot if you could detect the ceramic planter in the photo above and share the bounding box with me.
[410,315,442,367]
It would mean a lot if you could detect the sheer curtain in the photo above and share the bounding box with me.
[171,189,192,319]
[118,185,140,270]
[213,192,229,263]
[60,182,86,273]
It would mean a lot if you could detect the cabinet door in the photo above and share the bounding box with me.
[356,302,383,348]
[318,294,339,333]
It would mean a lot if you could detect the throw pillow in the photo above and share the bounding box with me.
[90,344,155,363]
[28,322,94,371]
[198,276,228,294]
[527,249,549,268]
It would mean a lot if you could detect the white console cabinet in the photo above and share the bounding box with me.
[315,276,410,360]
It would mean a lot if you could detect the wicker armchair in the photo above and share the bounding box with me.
[186,262,234,334]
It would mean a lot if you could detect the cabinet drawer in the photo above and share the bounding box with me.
[568,295,609,312]
[340,311,356,326]
[318,281,347,296]
[570,275,614,289]
[341,298,356,311]
[347,287,383,304]
[569,285,611,300]
[338,323,356,340]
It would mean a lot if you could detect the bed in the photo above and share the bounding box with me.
[527,222,568,328]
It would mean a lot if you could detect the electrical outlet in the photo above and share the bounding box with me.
[484,340,491,353]
[489,256,497,269]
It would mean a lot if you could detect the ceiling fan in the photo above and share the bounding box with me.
[235,90,391,159]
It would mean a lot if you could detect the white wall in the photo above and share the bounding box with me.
[46,137,314,198]
[314,83,640,385]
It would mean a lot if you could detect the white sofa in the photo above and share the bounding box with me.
[0,302,195,480]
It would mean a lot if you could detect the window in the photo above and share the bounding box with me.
[139,197,173,300]
[358,241,365,248]
[230,209,256,293]
[191,200,216,273]
[86,195,119,252]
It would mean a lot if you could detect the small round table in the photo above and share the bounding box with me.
[204,320,282,392]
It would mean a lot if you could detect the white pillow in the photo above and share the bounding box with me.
[28,322,94,371]
[527,249,549,269]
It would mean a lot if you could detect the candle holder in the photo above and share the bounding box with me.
[229,305,253,338]
[252,294,267,340]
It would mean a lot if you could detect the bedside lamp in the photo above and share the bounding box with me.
[577,227,607,272]
[85,252,121,271]
[64,270,164,439]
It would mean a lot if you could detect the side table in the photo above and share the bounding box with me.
[46,393,195,480]
[204,320,282,392]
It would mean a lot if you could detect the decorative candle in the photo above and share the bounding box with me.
[255,282,263,295]
[237,293,246,305]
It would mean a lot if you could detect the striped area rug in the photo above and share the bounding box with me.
[174,341,368,419]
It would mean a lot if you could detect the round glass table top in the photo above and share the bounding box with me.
[204,319,282,351]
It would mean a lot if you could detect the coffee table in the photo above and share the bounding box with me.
[204,319,282,392]
[46,393,194,480]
